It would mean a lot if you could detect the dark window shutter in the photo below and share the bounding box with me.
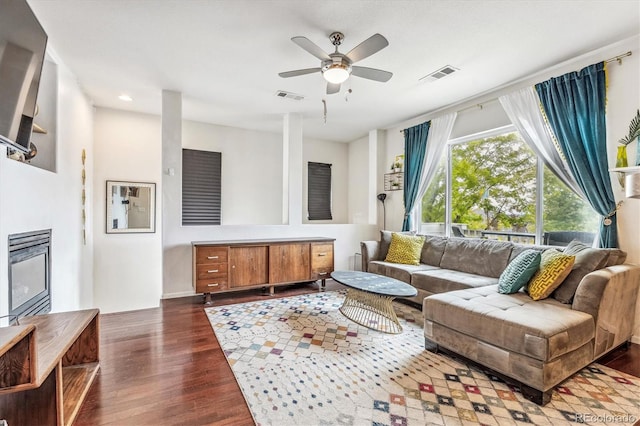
[182,149,221,225]
[308,162,332,220]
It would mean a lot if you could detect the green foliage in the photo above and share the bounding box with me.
[543,168,598,232]
[618,109,640,146]
[421,133,597,233]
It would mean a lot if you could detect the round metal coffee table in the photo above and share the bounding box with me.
[330,270,417,334]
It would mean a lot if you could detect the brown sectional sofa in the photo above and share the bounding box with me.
[360,233,640,404]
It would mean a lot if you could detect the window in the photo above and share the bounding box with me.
[421,129,597,245]
[450,132,537,242]
[182,149,221,225]
[307,162,332,220]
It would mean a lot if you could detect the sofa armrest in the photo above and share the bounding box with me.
[572,264,640,357]
[360,241,380,272]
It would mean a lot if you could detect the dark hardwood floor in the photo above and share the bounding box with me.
[76,280,640,425]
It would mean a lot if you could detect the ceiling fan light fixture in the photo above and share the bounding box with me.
[323,64,350,84]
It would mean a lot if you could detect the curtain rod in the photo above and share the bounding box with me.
[400,50,633,133]
[605,51,632,64]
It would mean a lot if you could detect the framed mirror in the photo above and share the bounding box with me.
[106,181,156,233]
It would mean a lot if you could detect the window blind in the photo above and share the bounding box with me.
[308,162,332,221]
[182,149,221,225]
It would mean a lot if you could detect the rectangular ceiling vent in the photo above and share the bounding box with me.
[420,65,459,83]
[275,90,304,101]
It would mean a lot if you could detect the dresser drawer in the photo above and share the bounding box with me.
[196,263,228,280]
[196,279,229,293]
[196,246,228,264]
[311,243,334,270]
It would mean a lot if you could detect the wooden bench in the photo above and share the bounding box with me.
[0,309,99,425]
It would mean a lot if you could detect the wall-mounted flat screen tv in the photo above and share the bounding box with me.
[0,0,48,154]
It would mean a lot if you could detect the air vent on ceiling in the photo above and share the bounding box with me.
[419,65,459,83]
[275,90,305,101]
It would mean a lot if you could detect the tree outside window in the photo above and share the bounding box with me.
[421,131,597,244]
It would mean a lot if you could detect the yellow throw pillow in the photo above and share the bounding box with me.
[384,233,425,265]
[527,249,575,301]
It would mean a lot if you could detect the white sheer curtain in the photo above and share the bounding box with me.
[409,112,457,232]
[498,87,585,198]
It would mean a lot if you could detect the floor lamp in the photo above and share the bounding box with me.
[377,193,387,230]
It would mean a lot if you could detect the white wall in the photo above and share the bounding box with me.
[348,136,369,224]
[303,137,349,224]
[161,116,377,298]
[183,120,283,225]
[92,108,162,313]
[0,52,94,319]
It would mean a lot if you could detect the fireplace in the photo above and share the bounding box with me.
[8,229,51,322]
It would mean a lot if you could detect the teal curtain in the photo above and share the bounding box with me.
[535,62,617,248]
[402,121,431,231]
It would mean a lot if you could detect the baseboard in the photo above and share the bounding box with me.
[631,335,640,345]
[161,290,196,299]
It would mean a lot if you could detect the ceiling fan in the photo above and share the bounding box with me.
[279,32,392,95]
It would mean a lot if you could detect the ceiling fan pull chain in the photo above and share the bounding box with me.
[322,99,327,124]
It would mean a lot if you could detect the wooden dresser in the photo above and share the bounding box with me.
[192,237,335,303]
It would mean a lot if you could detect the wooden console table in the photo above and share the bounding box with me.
[0,309,99,426]
[193,237,335,304]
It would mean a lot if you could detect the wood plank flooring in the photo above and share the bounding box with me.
[75,280,640,425]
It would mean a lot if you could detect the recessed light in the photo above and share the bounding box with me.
[118,94,133,102]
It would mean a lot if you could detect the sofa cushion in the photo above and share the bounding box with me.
[439,238,513,278]
[368,261,436,284]
[527,250,575,301]
[605,248,627,266]
[379,230,415,260]
[423,285,595,362]
[498,249,541,294]
[419,235,448,266]
[509,244,546,263]
[552,240,610,304]
[411,268,498,295]
[385,233,425,265]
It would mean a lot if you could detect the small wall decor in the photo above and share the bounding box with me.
[106,181,156,234]
[617,109,640,166]
[81,149,86,245]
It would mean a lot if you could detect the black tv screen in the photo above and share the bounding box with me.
[0,0,48,154]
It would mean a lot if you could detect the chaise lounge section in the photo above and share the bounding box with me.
[360,232,640,404]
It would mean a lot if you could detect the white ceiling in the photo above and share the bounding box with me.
[28,0,640,143]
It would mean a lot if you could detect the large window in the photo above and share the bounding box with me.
[421,129,597,245]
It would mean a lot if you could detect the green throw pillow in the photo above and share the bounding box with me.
[498,249,541,294]
[384,233,425,265]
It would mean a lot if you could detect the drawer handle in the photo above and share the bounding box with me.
[317,253,327,256]
[207,283,219,287]
[207,256,219,259]
[318,272,328,276]
[207,269,219,273]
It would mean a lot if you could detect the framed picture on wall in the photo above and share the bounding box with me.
[106,180,156,233]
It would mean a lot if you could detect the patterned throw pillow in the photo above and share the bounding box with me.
[527,249,575,301]
[384,233,426,266]
[498,249,541,294]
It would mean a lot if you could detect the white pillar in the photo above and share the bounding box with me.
[283,113,303,225]
[161,90,182,291]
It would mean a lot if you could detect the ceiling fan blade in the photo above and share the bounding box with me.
[291,36,331,61]
[278,68,321,78]
[351,66,393,82]
[345,33,389,63]
[327,82,340,94]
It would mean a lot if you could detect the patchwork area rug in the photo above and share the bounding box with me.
[205,291,640,425]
